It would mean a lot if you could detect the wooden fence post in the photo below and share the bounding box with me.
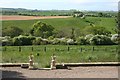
[116,47,118,52]
[68,47,70,51]
[92,47,95,51]
[4,47,6,51]
[80,48,82,52]
[44,47,46,52]
[19,46,21,52]
[32,47,33,52]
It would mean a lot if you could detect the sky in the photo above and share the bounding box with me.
[0,0,119,11]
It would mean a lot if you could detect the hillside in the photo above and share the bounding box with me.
[2,17,117,36]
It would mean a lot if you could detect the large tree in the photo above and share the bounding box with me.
[30,21,54,38]
[2,26,23,38]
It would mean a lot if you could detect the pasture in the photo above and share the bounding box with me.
[2,45,119,68]
[2,17,117,34]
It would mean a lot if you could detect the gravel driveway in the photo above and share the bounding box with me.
[1,66,119,79]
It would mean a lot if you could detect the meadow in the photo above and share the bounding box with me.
[2,17,117,34]
[2,45,119,68]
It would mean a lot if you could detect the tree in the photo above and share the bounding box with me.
[89,35,114,45]
[98,12,103,17]
[30,21,54,38]
[2,26,23,38]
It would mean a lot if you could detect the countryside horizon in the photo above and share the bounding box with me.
[0,0,119,11]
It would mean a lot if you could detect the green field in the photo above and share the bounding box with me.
[2,45,119,68]
[2,16,118,68]
[2,17,117,34]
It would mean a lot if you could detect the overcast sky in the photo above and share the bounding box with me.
[0,0,119,11]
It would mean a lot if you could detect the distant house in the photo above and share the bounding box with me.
[73,11,85,19]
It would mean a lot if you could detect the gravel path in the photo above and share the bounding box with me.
[1,66,119,78]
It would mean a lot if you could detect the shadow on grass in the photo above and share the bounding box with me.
[1,70,26,80]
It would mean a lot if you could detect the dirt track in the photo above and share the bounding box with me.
[1,66,119,78]
[1,15,71,20]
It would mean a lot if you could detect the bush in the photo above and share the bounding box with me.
[32,37,42,45]
[1,36,13,46]
[13,35,36,46]
[52,38,60,45]
[85,34,94,44]
[111,34,119,44]
[67,39,74,45]
[89,35,114,45]
[2,26,23,38]
[76,37,87,45]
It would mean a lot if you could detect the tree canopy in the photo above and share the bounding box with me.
[2,26,23,38]
[30,21,54,38]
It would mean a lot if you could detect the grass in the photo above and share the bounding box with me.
[2,45,119,68]
[2,17,117,34]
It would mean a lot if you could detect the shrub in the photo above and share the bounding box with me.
[85,34,94,44]
[1,36,13,46]
[52,38,60,45]
[32,37,42,45]
[60,38,67,45]
[76,37,87,45]
[111,34,119,44]
[67,39,74,45]
[13,35,36,46]
[2,26,23,38]
[90,35,114,45]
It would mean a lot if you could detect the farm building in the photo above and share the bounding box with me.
[73,11,85,19]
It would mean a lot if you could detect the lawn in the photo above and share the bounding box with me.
[2,45,119,68]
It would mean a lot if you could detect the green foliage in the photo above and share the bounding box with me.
[98,12,103,17]
[30,21,54,38]
[32,37,43,45]
[13,35,36,46]
[2,26,23,38]
[1,36,13,46]
[111,34,119,44]
[89,35,114,45]
[76,37,87,45]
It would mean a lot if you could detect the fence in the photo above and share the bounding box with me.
[2,45,118,53]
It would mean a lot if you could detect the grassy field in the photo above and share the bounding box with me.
[2,17,117,34]
[2,45,119,68]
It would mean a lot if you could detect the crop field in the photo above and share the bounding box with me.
[1,15,71,20]
[2,17,117,33]
[2,45,119,68]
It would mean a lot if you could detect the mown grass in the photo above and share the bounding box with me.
[2,17,116,33]
[2,45,119,68]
